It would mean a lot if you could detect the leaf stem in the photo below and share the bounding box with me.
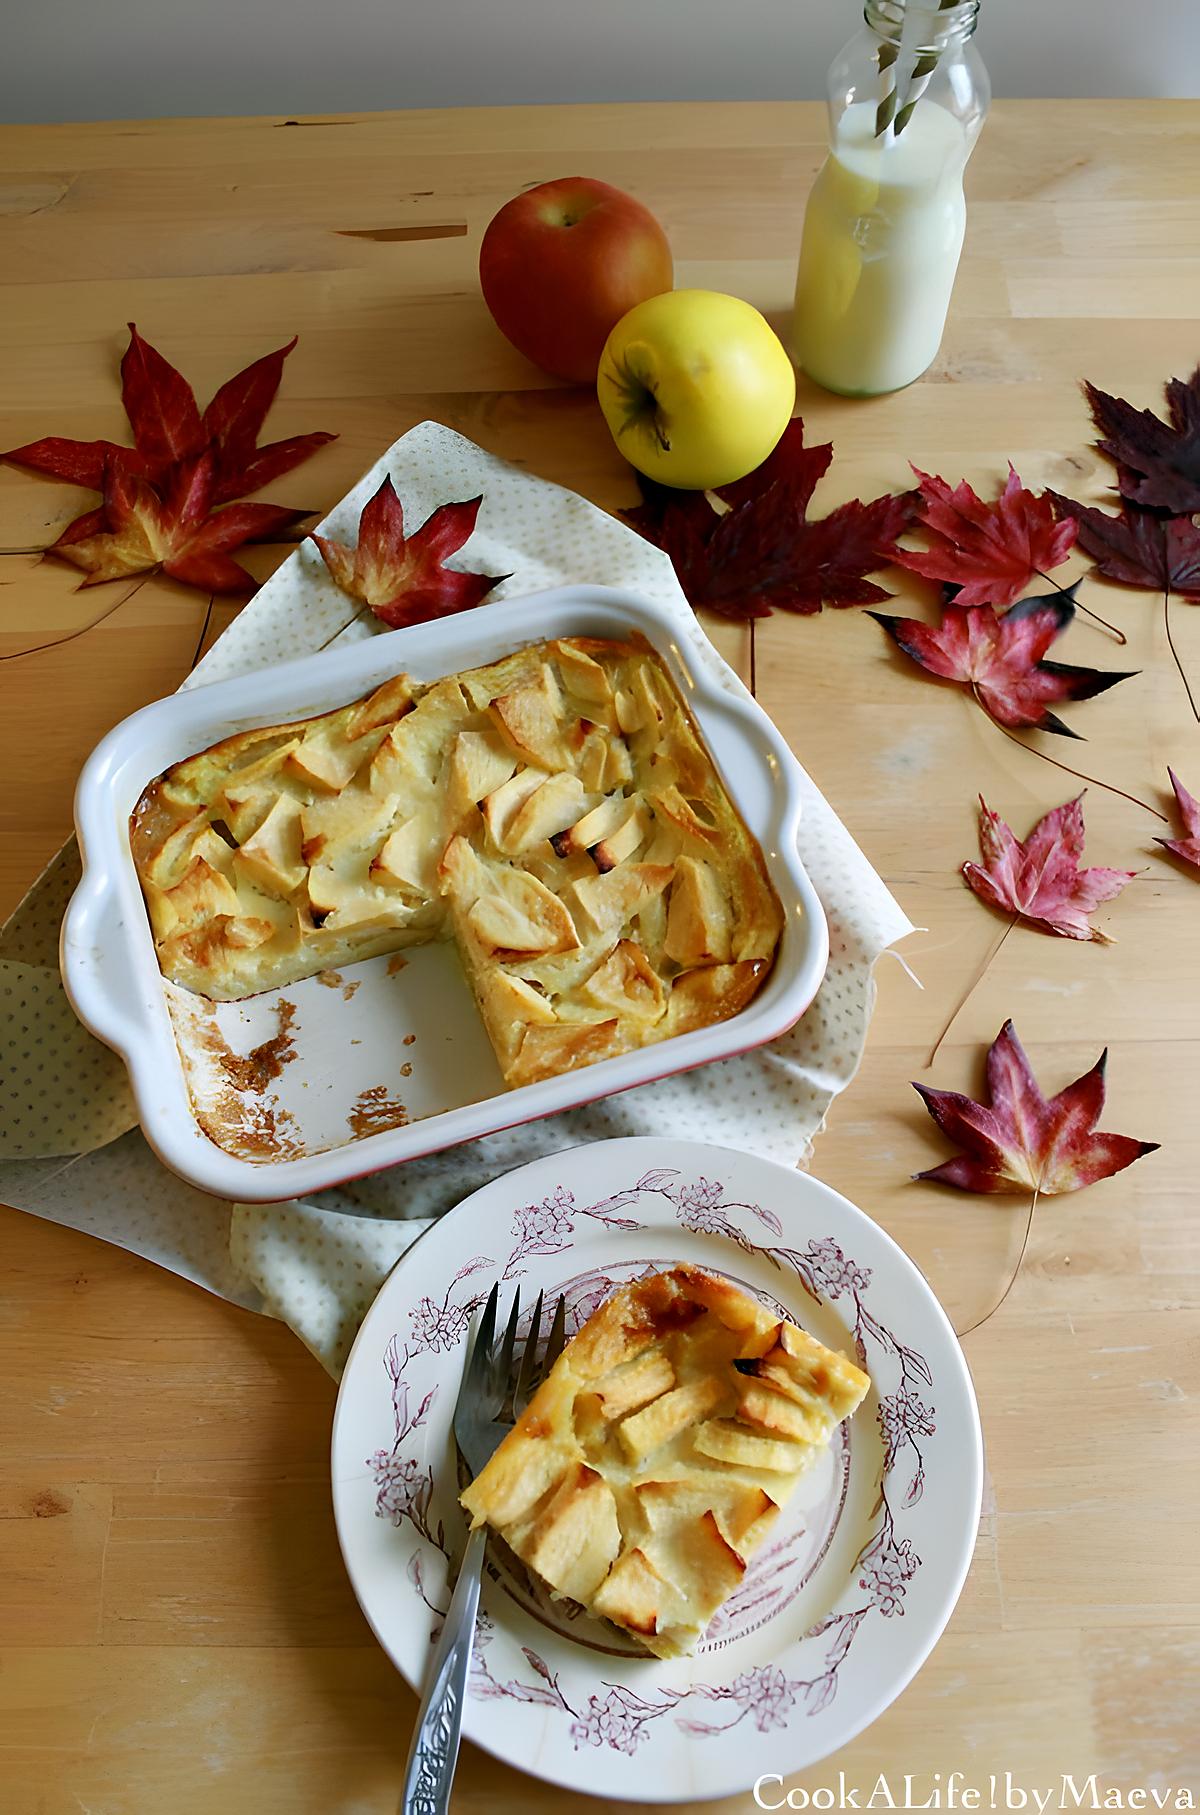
[1034,568,1126,645]
[187,594,216,675]
[0,578,148,662]
[1162,586,1200,723]
[316,603,372,652]
[924,914,1018,1070]
[972,691,1169,822]
[956,1186,1040,1338]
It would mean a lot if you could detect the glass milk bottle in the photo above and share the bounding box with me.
[793,0,989,396]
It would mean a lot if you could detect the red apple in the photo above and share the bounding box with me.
[479,177,673,385]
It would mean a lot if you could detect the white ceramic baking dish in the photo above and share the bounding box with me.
[62,585,828,1202]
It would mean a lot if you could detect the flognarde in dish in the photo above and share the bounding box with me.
[130,636,784,1090]
[460,1265,870,1658]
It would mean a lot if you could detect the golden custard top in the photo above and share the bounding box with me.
[131,635,784,1089]
[460,1265,870,1657]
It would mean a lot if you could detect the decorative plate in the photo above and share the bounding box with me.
[331,1137,982,1803]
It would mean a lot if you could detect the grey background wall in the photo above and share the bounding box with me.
[3,0,1198,125]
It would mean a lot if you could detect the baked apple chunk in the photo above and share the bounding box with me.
[131,637,785,1091]
[459,1265,870,1658]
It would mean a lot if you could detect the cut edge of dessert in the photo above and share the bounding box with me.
[130,635,785,1097]
[459,1263,871,1659]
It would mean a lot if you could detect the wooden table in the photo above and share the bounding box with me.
[2,100,1198,1812]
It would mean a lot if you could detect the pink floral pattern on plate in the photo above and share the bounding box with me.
[367,1165,936,1751]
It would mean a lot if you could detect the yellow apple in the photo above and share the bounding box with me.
[597,289,796,491]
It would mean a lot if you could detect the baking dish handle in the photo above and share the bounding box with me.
[59,869,143,1059]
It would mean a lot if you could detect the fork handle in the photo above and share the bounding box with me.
[400,1522,487,1815]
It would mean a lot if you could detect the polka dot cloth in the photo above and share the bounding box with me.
[0,422,912,1378]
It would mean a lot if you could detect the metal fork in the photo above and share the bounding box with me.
[400,1283,568,1815]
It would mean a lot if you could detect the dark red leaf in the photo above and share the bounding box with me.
[200,336,337,502]
[705,488,917,619]
[913,1019,1157,1195]
[1155,767,1200,873]
[215,432,337,506]
[896,465,1078,608]
[870,590,1136,736]
[3,326,334,551]
[120,322,205,468]
[1084,369,1200,515]
[310,477,506,629]
[1047,493,1200,599]
[49,449,308,596]
[202,337,295,472]
[714,418,834,514]
[963,794,1135,941]
[622,416,915,621]
[0,436,136,492]
[53,504,110,546]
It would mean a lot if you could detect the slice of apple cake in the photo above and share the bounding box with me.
[130,635,784,1090]
[459,1265,870,1658]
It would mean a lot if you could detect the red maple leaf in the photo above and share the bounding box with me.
[962,794,1135,941]
[869,591,1135,736]
[1155,767,1200,873]
[894,465,1078,608]
[310,476,507,628]
[714,418,834,513]
[4,324,335,507]
[49,450,306,595]
[623,418,916,619]
[1046,493,1200,599]
[913,1019,1157,1195]
[1083,368,1200,515]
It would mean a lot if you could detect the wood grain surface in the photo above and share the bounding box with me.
[2,99,1198,1813]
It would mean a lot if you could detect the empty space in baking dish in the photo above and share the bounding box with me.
[163,943,503,1163]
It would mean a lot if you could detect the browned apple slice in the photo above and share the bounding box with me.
[484,972,558,1025]
[550,793,628,859]
[551,639,615,705]
[693,1419,813,1474]
[147,854,242,940]
[662,960,769,1036]
[232,796,307,898]
[466,867,580,957]
[592,801,650,873]
[591,1546,672,1639]
[480,767,549,851]
[285,732,366,793]
[370,809,440,896]
[561,862,673,942]
[664,855,733,966]
[503,772,590,854]
[489,663,572,770]
[521,1463,621,1603]
[344,673,414,740]
[444,728,518,823]
[735,1378,831,1445]
[507,1018,621,1088]
[579,939,665,1023]
[590,1349,676,1420]
[617,1374,729,1462]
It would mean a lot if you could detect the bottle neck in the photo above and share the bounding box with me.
[865,0,979,52]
